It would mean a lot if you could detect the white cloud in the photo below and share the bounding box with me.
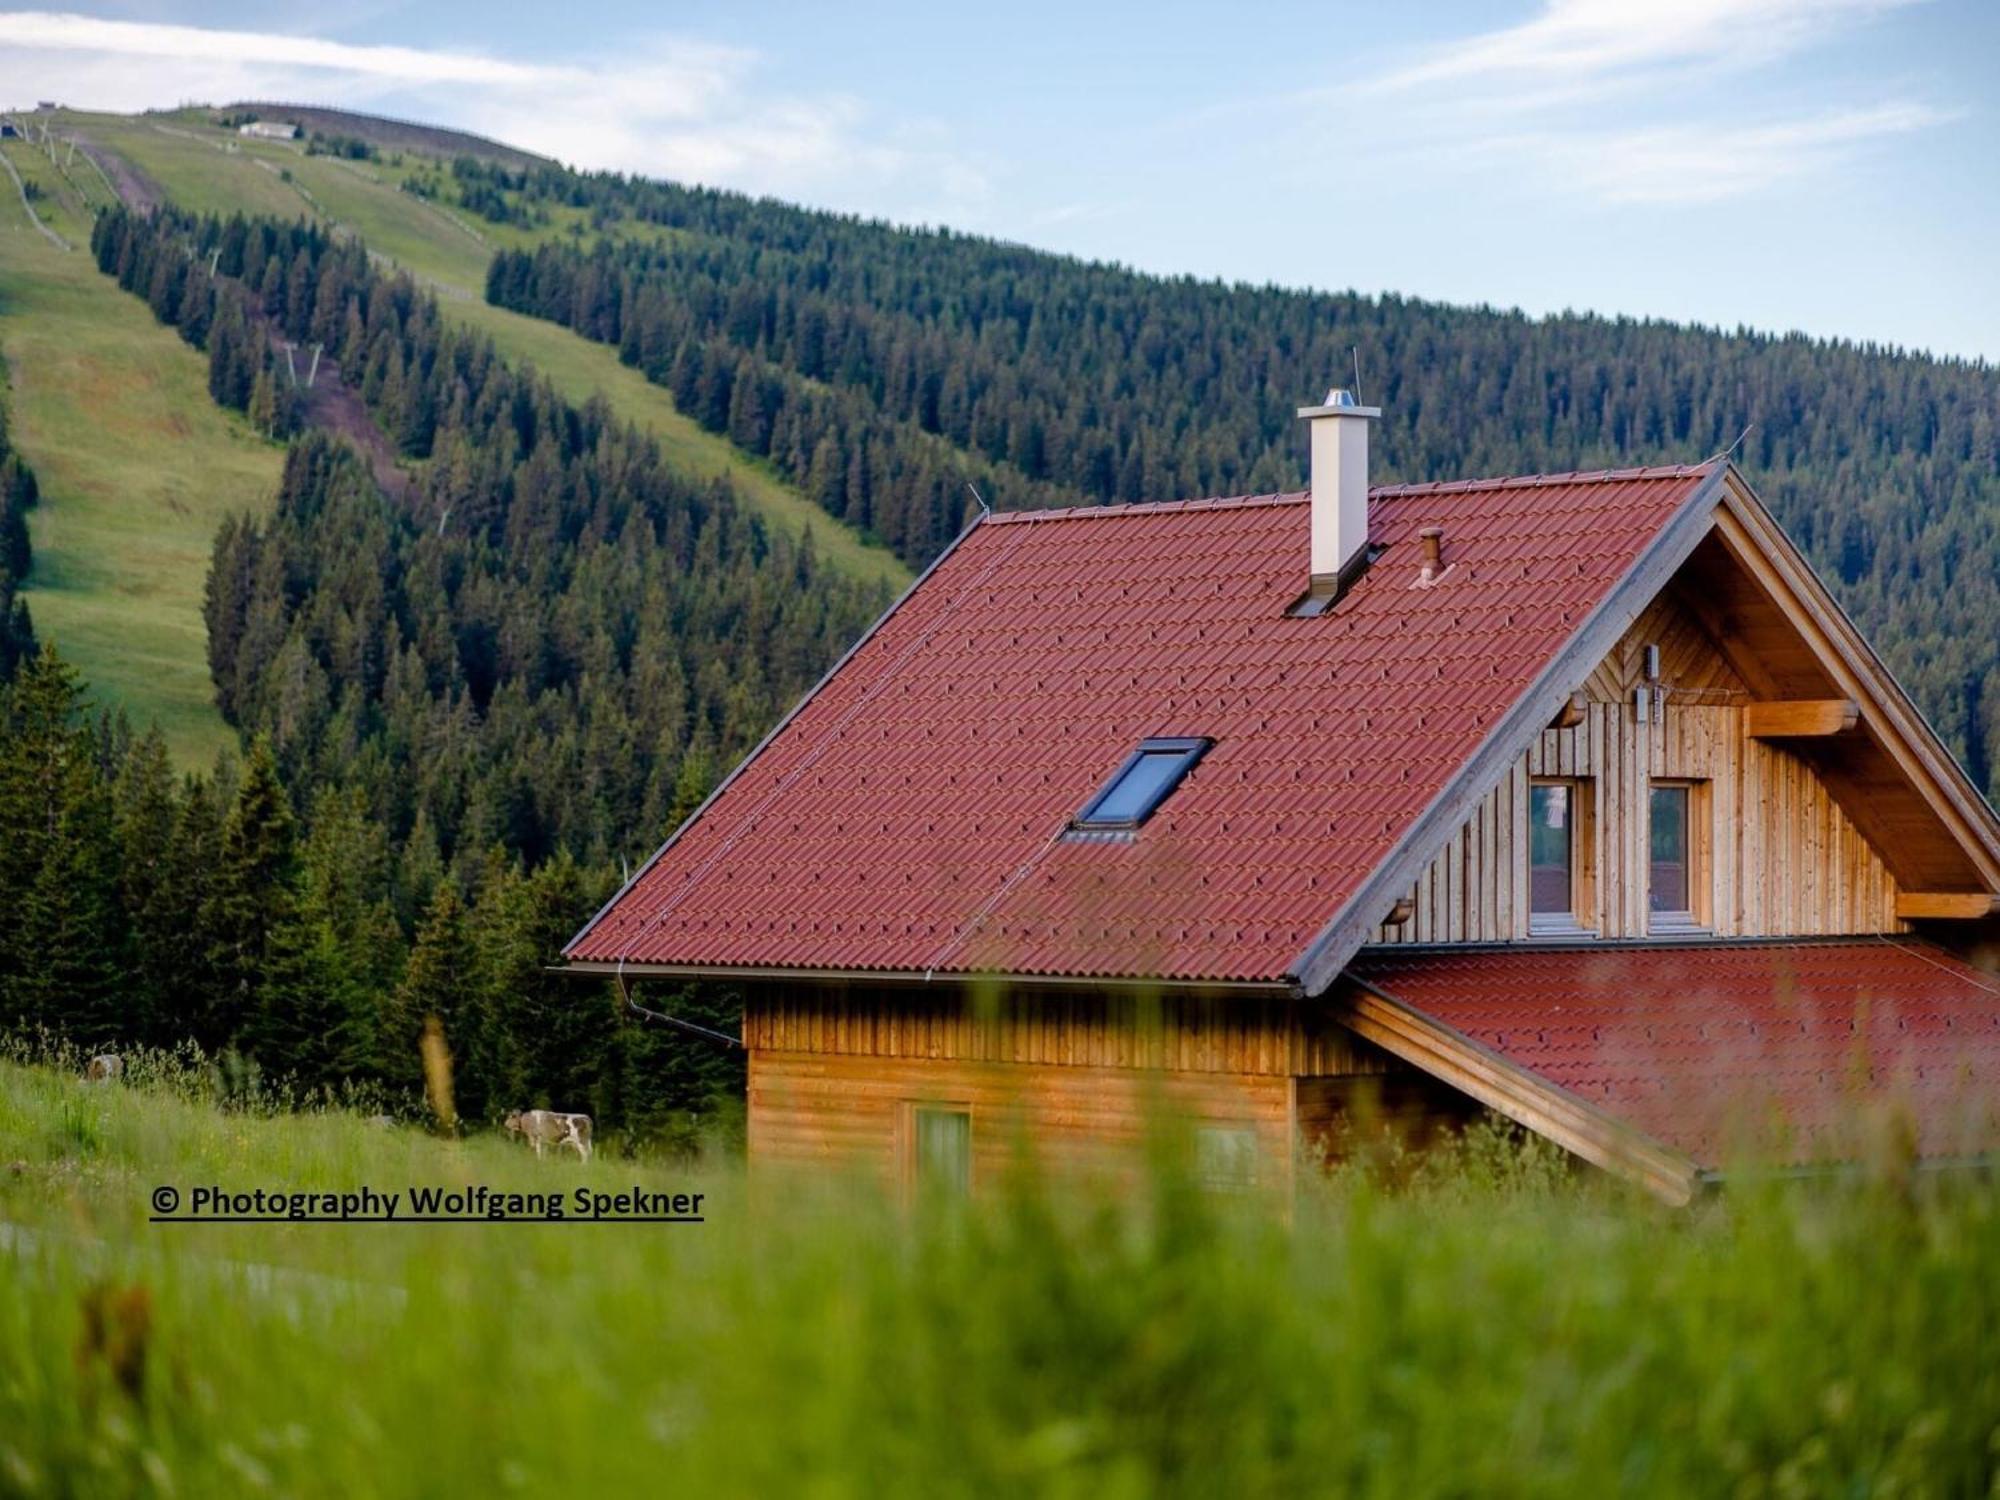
[1492,103,1952,204]
[0,9,987,217]
[1379,0,1922,94]
[1,11,563,87]
[1335,0,1947,206]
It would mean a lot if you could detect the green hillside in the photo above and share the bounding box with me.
[49,109,907,592]
[0,107,905,765]
[8,101,1995,799]
[1,131,282,766]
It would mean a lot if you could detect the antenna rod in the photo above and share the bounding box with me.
[965,480,991,517]
[1351,346,1363,406]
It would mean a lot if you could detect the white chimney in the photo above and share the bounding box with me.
[1297,387,1381,586]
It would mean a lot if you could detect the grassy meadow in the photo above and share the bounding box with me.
[0,138,283,767]
[2,1045,1998,1496]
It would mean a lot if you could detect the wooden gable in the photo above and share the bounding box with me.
[1359,454,2000,953]
[1581,590,1751,706]
[1369,582,1903,944]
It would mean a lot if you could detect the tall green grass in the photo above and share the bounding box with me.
[1,1053,1996,1496]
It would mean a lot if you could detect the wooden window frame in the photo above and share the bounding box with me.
[1646,779,1712,933]
[1527,776,1598,937]
[900,1100,973,1202]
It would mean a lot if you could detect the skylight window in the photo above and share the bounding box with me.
[1073,738,1211,830]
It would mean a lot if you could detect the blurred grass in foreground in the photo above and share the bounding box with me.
[1,1048,1997,1497]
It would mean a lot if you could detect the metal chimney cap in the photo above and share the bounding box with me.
[1297,390,1382,421]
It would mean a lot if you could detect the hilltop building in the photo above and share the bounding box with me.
[238,120,299,141]
[568,389,2000,1203]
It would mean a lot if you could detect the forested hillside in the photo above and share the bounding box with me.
[474,159,2000,801]
[0,203,889,1136]
[92,205,885,860]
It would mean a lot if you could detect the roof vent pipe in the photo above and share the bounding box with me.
[1418,526,1444,583]
[1297,386,1381,592]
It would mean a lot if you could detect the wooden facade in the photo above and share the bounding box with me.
[1370,589,1904,944]
[745,986,1440,1191]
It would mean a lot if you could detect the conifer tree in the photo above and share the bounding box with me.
[380,883,493,1118]
[471,851,612,1115]
[209,738,302,1050]
[111,727,181,1043]
[0,647,125,1044]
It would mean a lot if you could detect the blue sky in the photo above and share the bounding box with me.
[5,1,1996,360]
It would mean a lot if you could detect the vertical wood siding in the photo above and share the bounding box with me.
[743,987,1387,1077]
[1373,593,1904,942]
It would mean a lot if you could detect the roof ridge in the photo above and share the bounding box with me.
[1369,461,1719,499]
[982,491,1300,524]
[980,462,1719,525]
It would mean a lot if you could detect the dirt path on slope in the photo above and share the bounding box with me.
[253,317,412,506]
[0,137,72,250]
[67,127,413,505]
[64,128,165,214]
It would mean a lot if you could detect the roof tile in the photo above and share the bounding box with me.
[571,469,1713,981]
[1350,941,2000,1167]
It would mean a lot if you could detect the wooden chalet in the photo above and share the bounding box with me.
[567,390,2000,1204]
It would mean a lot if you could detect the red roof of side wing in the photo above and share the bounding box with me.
[567,466,1718,983]
[1348,941,2000,1172]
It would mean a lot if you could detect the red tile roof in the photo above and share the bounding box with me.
[1349,941,2000,1168]
[569,466,1716,982]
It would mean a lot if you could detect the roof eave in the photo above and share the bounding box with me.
[1710,475,2000,884]
[557,958,1301,996]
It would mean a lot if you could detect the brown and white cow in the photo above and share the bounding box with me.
[84,1055,123,1084]
[503,1109,593,1162]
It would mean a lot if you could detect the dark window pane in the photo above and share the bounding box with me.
[1649,785,1689,913]
[914,1108,970,1196]
[1076,739,1211,828]
[1088,752,1189,823]
[1529,783,1572,915]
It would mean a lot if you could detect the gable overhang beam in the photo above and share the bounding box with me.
[1337,976,1705,1205]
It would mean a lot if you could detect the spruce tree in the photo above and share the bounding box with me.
[380,883,494,1121]
[111,727,180,1044]
[209,738,301,1051]
[0,647,125,1044]
[471,851,612,1116]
